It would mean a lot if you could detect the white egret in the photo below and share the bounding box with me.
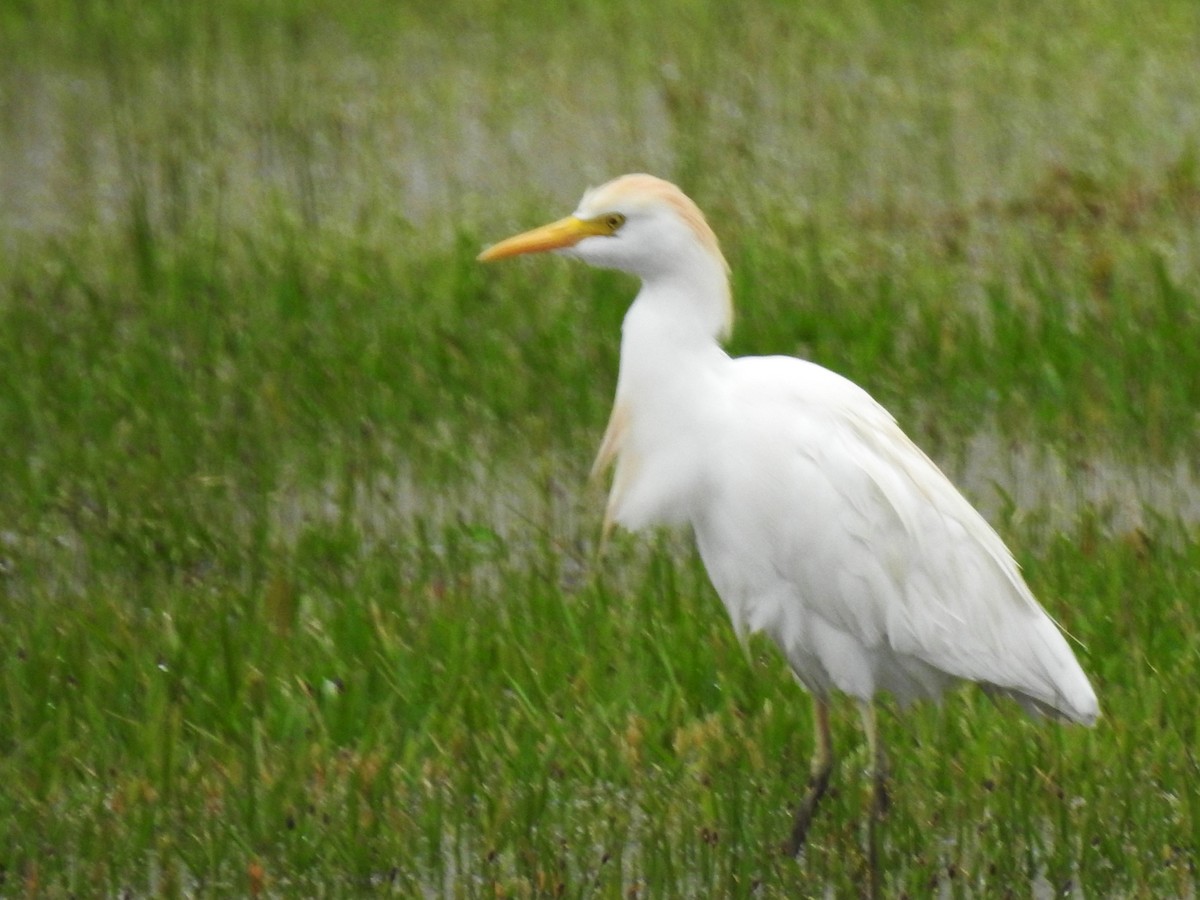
[478,174,1099,862]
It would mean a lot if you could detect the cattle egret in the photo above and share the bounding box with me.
[478,174,1099,863]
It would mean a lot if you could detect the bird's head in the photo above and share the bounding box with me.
[478,173,728,282]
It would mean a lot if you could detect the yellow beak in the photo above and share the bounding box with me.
[477,216,608,262]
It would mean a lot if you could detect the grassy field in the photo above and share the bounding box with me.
[1,0,1199,896]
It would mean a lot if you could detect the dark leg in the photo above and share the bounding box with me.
[786,696,834,856]
[858,701,889,899]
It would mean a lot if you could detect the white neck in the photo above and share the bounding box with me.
[616,259,731,400]
[593,253,734,532]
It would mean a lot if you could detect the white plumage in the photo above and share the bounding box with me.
[688,354,1095,721]
[479,173,1098,857]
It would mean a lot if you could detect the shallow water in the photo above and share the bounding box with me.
[4,26,1199,255]
[947,429,1200,536]
[267,430,1200,561]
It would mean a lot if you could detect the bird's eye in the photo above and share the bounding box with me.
[604,213,626,233]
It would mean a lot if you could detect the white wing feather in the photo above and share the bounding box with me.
[682,355,1098,724]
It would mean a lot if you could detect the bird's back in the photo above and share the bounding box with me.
[688,354,1098,724]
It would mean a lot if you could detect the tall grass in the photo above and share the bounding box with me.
[1,0,1198,895]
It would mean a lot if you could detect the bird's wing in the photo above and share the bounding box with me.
[696,355,1097,723]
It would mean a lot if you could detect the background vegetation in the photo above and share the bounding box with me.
[1,0,1198,895]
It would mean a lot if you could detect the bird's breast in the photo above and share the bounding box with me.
[597,386,722,534]
[604,422,709,532]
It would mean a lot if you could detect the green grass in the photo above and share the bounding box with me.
[1,0,1199,896]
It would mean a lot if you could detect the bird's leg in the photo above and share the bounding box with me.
[858,701,889,899]
[859,701,890,817]
[786,695,834,856]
